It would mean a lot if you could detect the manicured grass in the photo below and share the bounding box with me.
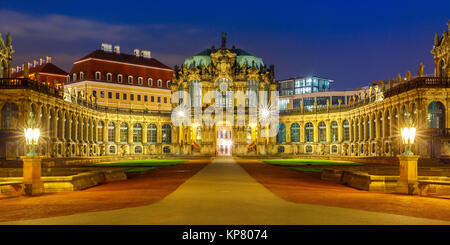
[87,159,184,167]
[125,167,156,173]
[290,168,324,173]
[263,158,364,166]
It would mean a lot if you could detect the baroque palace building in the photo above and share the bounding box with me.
[0,23,450,161]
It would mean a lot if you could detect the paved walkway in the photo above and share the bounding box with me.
[2,158,449,225]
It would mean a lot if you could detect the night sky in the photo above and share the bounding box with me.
[1,0,449,90]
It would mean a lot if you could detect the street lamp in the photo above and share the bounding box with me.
[21,116,44,195]
[396,112,419,195]
[24,127,40,156]
[400,127,416,155]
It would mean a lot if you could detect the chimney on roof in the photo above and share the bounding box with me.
[114,45,120,54]
[101,43,112,52]
[141,50,151,59]
[134,49,140,57]
[46,56,52,63]
[33,60,38,67]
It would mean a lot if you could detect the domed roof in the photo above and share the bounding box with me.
[183,47,264,69]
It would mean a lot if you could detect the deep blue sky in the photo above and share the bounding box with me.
[1,0,449,90]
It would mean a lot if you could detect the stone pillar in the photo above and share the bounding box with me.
[128,124,134,144]
[326,121,331,143]
[286,122,291,143]
[338,120,343,142]
[21,156,45,196]
[313,121,319,143]
[115,121,120,144]
[103,120,108,143]
[142,123,148,144]
[396,155,420,195]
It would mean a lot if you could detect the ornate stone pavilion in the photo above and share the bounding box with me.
[1,24,450,161]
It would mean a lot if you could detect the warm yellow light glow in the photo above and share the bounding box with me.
[24,128,40,145]
[401,127,416,145]
[249,122,257,128]
[177,110,185,117]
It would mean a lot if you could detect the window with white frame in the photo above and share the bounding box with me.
[117,74,123,83]
[73,73,77,81]
[95,71,101,80]
[106,73,112,81]
[80,72,84,80]
[138,77,143,85]
[128,76,133,84]
[167,80,171,88]
[157,79,162,87]
[147,78,153,86]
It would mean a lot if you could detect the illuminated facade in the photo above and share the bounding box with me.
[1,23,450,161]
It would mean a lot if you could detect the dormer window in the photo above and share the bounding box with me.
[117,74,123,83]
[138,77,143,85]
[95,71,101,80]
[73,73,77,81]
[157,79,162,87]
[147,78,153,86]
[166,80,171,88]
[80,72,84,80]
[67,76,71,83]
[128,76,133,84]
[106,73,112,81]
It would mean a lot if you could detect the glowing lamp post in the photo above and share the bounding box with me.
[396,113,419,195]
[21,118,45,195]
[24,127,40,156]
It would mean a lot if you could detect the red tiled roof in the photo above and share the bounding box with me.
[69,50,173,89]
[12,63,68,77]
[76,50,172,70]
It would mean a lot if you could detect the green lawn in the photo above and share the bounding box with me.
[87,159,185,167]
[124,167,156,173]
[263,158,364,166]
[290,168,324,173]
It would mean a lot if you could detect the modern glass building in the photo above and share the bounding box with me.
[278,76,332,96]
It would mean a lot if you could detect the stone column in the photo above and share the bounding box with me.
[326,121,331,143]
[313,121,319,143]
[338,120,343,142]
[286,122,291,143]
[142,122,148,144]
[396,155,419,195]
[21,156,45,196]
[128,123,134,144]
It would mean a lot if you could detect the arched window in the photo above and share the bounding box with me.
[167,81,171,88]
[117,74,123,83]
[157,79,162,87]
[0,60,5,78]
[360,119,364,141]
[393,108,398,134]
[343,120,350,141]
[411,103,417,122]
[128,76,133,84]
[133,123,142,143]
[331,121,338,142]
[276,123,286,143]
[246,126,252,144]
[427,101,445,129]
[440,60,445,78]
[246,80,259,108]
[106,73,112,81]
[73,73,77,81]
[120,123,128,143]
[97,121,104,143]
[80,72,84,80]
[147,124,157,144]
[138,77,143,85]
[57,112,61,139]
[189,80,202,107]
[385,111,391,137]
[108,122,115,142]
[162,124,171,143]
[196,127,202,144]
[305,122,314,143]
[1,103,18,129]
[290,123,300,143]
[319,122,326,142]
[95,71,101,80]
[64,114,68,140]
[147,78,153,86]
[366,117,370,140]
